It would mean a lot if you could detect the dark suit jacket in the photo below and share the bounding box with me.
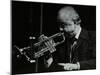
[47,29,96,72]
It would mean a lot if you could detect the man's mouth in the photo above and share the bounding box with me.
[67,31,75,36]
[67,31,74,34]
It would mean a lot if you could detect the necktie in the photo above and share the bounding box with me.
[69,37,77,63]
[69,36,77,45]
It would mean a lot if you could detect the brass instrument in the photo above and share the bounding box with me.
[14,32,65,62]
[34,32,65,58]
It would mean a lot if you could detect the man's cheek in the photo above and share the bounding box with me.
[67,27,74,32]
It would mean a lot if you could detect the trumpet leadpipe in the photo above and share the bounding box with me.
[34,32,64,46]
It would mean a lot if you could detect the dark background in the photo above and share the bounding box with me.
[12,1,96,74]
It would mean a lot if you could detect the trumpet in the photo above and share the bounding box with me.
[14,32,65,62]
[34,32,65,46]
[34,32,65,58]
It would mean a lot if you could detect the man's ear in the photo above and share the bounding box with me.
[73,18,81,25]
[76,18,81,25]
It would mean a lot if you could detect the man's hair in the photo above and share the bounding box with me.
[57,6,81,25]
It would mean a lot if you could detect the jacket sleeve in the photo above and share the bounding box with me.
[79,59,96,70]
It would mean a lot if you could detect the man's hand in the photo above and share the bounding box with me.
[58,63,80,70]
[46,57,53,67]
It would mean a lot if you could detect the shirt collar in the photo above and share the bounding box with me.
[75,26,81,39]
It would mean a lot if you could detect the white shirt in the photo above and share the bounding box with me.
[71,26,81,69]
[75,26,82,39]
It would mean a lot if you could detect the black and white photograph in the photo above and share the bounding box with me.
[12,0,96,74]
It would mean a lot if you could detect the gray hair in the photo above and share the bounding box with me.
[57,6,81,25]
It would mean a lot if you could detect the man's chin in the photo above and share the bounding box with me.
[68,32,74,36]
[65,32,75,38]
[69,34,75,38]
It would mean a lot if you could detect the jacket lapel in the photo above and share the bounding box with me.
[74,29,89,51]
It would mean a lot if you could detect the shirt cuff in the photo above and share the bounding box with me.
[77,62,80,70]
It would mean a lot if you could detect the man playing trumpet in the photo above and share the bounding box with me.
[44,6,96,71]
